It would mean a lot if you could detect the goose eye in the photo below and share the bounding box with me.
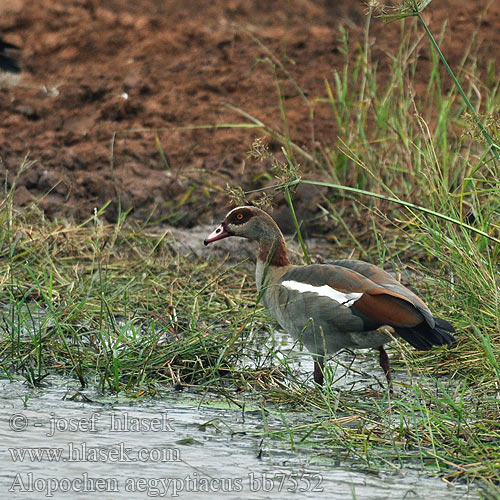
[236,214,244,220]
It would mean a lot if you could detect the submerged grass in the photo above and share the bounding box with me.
[1,0,500,495]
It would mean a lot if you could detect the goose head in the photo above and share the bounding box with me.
[204,206,282,245]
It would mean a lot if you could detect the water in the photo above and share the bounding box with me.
[0,373,478,499]
[0,306,479,499]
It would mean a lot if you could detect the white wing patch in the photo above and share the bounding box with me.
[281,280,363,307]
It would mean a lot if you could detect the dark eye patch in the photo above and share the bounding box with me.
[227,207,255,225]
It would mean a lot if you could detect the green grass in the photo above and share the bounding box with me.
[1,1,500,496]
[0,196,269,393]
[237,4,500,487]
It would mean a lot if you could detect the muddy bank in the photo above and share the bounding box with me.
[1,0,498,225]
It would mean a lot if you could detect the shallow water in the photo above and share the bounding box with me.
[0,371,478,500]
[0,305,479,499]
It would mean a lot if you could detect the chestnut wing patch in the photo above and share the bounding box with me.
[280,264,426,329]
[351,292,423,328]
[328,259,429,312]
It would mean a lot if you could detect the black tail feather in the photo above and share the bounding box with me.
[0,55,20,73]
[434,316,455,333]
[0,40,20,74]
[394,316,456,351]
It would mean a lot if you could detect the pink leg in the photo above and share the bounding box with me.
[314,359,324,386]
[378,345,392,387]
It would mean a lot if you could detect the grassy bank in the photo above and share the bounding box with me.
[1,165,498,491]
[235,3,500,490]
[1,1,499,496]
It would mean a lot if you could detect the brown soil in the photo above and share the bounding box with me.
[1,0,498,228]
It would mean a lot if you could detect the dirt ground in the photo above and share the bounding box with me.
[1,0,499,228]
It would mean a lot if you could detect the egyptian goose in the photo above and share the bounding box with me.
[204,206,456,387]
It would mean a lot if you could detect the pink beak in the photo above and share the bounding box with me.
[204,223,232,245]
